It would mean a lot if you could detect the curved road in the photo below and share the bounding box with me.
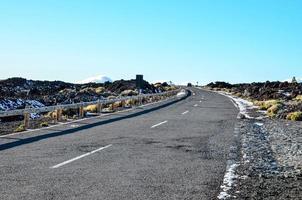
[0,88,238,200]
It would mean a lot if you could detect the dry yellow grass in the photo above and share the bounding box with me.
[294,95,302,102]
[14,124,26,132]
[40,122,49,127]
[286,112,302,121]
[95,87,105,94]
[113,101,122,109]
[254,100,281,110]
[46,111,57,118]
[84,105,98,113]
[267,104,282,117]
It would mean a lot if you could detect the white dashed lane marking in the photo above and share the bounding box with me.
[182,111,189,115]
[51,144,112,169]
[151,121,168,128]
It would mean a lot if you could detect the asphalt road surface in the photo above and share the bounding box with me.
[0,88,238,200]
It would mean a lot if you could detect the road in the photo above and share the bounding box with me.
[0,88,238,200]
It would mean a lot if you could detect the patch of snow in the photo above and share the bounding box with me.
[255,116,267,120]
[77,75,112,84]
[30,113,40,119]
[0,99,45,119]
[217,91,256,119]
[257,110,267,114]
[176,90,187,98]
[254,122,264,126]
[25,100,44,108]
[218,163,239,199]
[278,90,292,97]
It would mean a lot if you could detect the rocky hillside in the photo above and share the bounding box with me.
[206,81,302,120]
[0,77,175,111]
[207,81,302,100]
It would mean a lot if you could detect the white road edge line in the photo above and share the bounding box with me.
[50,144,112,169]
[151,120,168,129]
[182,111,189,115]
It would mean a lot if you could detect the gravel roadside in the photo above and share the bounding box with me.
[226,113,302,199]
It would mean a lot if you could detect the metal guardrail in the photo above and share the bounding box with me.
[0,89,181,118]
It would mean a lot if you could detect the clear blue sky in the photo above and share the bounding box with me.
[1,0,301,84]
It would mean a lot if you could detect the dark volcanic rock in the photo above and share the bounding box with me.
[207,81,233,89]
[207,81,302,101]
[206,81,302,120]
[0,77,173,110]
[105,79,156,94]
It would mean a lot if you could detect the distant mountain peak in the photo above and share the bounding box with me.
[77,75,112,84]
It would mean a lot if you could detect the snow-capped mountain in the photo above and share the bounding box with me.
[77,75,112,84]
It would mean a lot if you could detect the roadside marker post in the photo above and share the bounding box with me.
[56,109,62,122]
[97,101,102,114]
[79,106,84,118]
[24,112,30,129]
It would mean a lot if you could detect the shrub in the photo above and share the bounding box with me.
[254,100,281,110]
[46,111,57,118]
[14,124,26,132]
[294,95,302,102]
[267,104,282,117]
[120,90,138,96]
[79,87,94,94]
[84,105,98,113]
[113,101,122,109]
[234,92,242,97]
[40,122,49,127]
[95,87,105,94]
[286,112,302,121]
[125,99,135,107]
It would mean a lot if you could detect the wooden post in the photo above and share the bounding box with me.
[121,100,125,108]
[81,106,84,118]
[79,106,84,118]
[53,111,57,124]
[24,113,30,129]
[56,109,62,122]
[97,102,102,114]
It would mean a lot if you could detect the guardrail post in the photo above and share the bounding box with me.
[56,109,62,122]
[53,111,57,124]
[97,101,102,114]
[111,103,115,111]
[24,113,30,129]
[79,106,84,118]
